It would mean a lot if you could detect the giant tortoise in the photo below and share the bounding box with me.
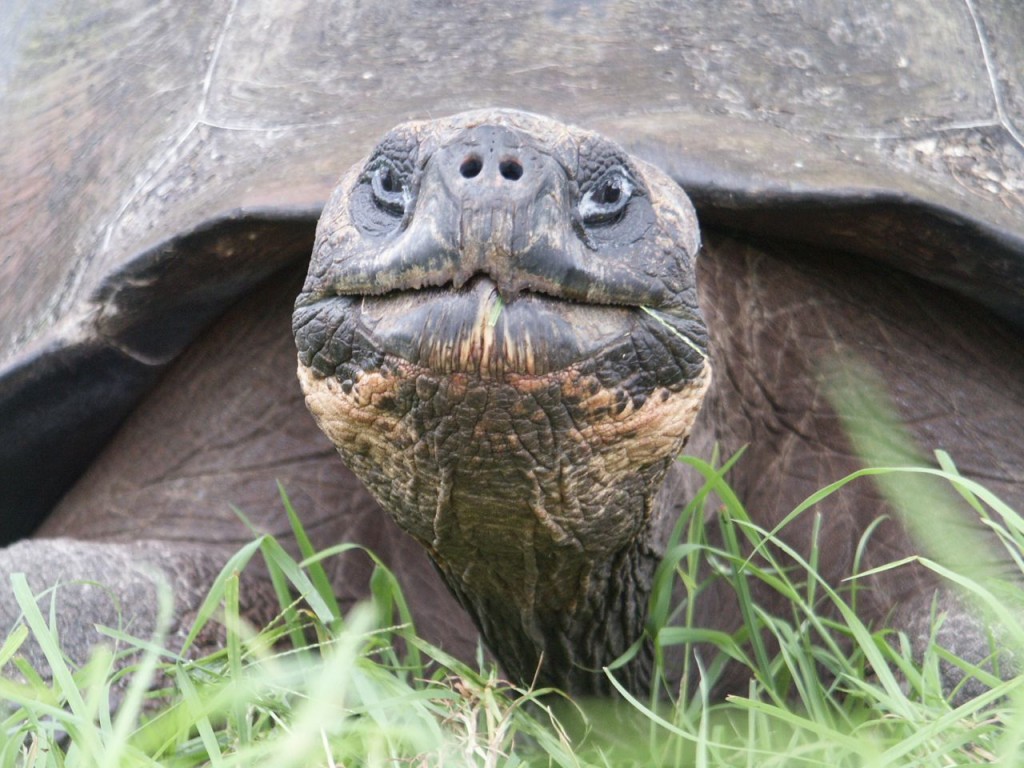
[1,1,1022,700]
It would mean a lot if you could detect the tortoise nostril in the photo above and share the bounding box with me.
[460,156,483,179]
[499,159,523,181]
[458,152,524,182]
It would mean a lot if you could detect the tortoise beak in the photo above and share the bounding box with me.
[435,124,569,300]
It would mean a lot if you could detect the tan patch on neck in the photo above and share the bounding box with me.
[298,358,711,479]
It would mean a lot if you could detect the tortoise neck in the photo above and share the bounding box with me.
[425,459,675,695]
[298,364,709,693]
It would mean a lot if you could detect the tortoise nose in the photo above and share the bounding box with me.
[437,125,554,204]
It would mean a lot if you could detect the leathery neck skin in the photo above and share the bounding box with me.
[297,353,710,693]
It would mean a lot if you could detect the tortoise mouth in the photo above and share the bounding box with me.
[294,272,706,391]
[348,276,638,377]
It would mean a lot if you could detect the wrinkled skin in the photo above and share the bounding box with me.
[292,111,1024,697]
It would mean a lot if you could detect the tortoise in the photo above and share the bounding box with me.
[1,0,1022,700]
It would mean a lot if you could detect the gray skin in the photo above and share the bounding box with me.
[0,0,1023,697]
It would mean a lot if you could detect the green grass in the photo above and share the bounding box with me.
[3,364,1023,766]
[2,456,1022,767]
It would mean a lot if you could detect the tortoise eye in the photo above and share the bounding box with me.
[370,160,407,216]
[579,167,634,226]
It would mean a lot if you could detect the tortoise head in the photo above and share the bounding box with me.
[293,109,710,692]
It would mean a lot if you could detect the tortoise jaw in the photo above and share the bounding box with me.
[295,272,707,385]
[342,276,640,377]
